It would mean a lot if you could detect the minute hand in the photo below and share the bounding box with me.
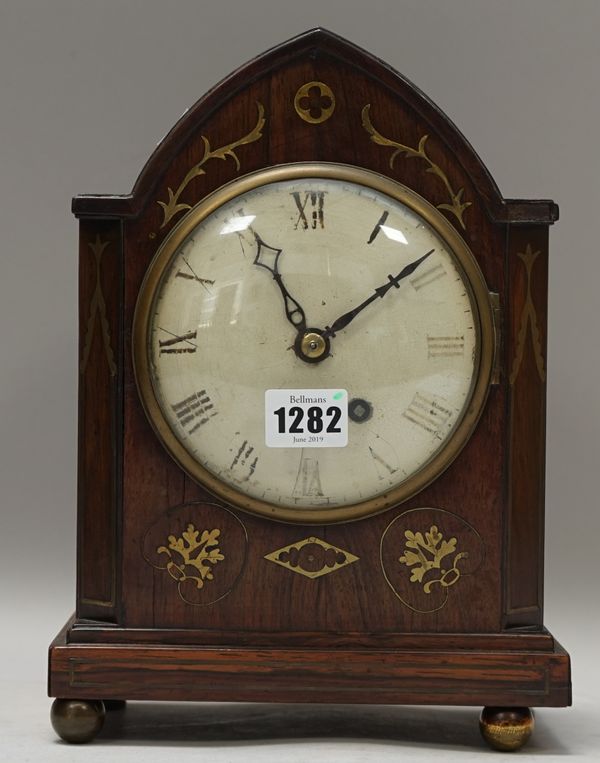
[323,250,434,338]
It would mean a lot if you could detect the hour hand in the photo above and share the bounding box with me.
[253,234,307,332]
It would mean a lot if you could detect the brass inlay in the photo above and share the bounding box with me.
[362,104,471,229]
[157,524,224,600]
[300,331,327,358]
[509,244,545,384]
[80,235,116,377]
[294,81,335,124]
[380,507,484,613]
[398,525,468,594]
[158,101,266,228]
[265,536,358,579]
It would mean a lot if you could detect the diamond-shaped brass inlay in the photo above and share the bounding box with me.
[264,536,359,579]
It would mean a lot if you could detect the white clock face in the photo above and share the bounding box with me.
[135,165,493,523]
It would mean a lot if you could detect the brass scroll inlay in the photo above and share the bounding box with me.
[361,104,471,229]
[157,524,224,599]
[509,244,545,384]
[398,525,468,594]
[265,536,358,579]
[294,81,335,124]
[80,234,116,376]
[158,101,266,228]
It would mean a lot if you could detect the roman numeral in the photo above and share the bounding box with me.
[158,329,197,354]
[367,210,389,244]
[175,263,214,289]
[368,446,397,476]
[409,263,446,290]
[293,457,324,497]
[220,207,259,255]
[427,334,465,358]
[291,191,326,230]
[171,390,216,434]
[230,437,259,481]
[403,392,453,436]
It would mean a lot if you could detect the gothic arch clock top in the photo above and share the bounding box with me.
[48,29,570,750]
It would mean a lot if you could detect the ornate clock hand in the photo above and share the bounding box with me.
[253,233,307,332]
[323,250,434,338]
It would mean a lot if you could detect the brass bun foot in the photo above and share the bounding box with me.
[479,706,534,751]
[50,698,105,744]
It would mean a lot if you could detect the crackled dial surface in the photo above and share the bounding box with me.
[134,165,493,523]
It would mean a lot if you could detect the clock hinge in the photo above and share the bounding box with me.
[490,291,502,385]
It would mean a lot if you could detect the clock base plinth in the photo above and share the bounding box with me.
[49,616,570,743]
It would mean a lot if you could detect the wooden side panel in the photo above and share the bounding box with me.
[504,226,549,626]
[77,220,122,620]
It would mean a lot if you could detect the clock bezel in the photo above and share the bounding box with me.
[133,162,495,524]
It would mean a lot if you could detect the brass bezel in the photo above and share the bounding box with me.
[133,163,495,524]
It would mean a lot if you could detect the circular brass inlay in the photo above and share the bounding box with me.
[301,331,327,358]
[380,507,485,613]
[294,81,335,124]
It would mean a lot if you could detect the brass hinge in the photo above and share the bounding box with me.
[490,292,502,385]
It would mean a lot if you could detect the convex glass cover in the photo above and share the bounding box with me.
[134,164,494,522]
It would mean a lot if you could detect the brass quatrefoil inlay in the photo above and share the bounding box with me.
[294,82,335,124]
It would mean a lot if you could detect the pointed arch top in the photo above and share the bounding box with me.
[73,28,556,225]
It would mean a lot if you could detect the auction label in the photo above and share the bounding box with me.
[265,389,348,448]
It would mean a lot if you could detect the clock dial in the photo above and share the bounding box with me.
[135,164,494,522]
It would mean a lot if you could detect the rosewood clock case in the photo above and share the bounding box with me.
[48,29,571,746]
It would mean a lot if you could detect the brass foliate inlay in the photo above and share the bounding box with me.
[380,508,485,613]
[158,102,266,229]
[80,234,116,377]
[398,525,468,594]
[265,536,358,579]
[362,104,471,229]
[294,82,335,124]
[157,524,224,593]
[509,244,545,384]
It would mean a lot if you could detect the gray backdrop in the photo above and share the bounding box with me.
[1,1,598,759]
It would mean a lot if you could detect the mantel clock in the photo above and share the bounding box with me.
[48,30,571,750]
